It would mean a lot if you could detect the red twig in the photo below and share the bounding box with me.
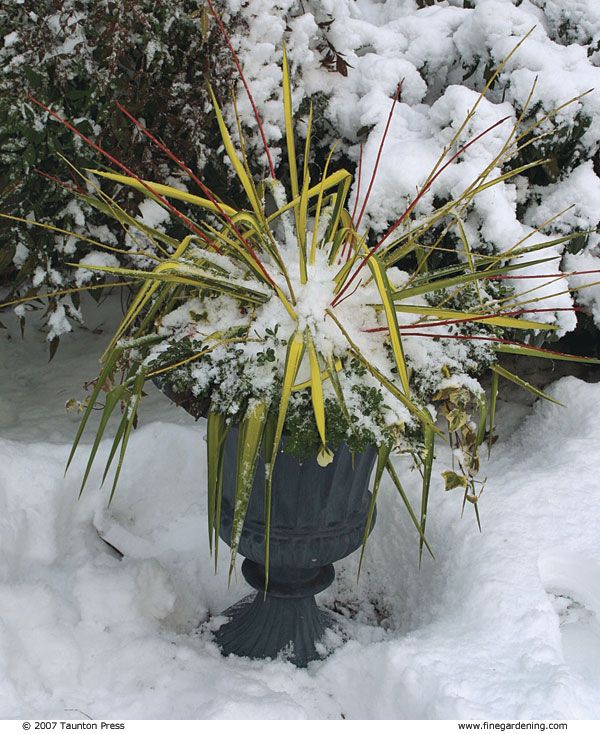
[205,0,276,179]
[351,143,363,226]
[368,330,591,361]
[330,278,363,308]
[115,102,278,288]
[491,269,600,280]
[28,95,220,252]
[375,115,511,250]
[34,168,82,195]
[338,143,364,265]
[354,83,402,231]
[362,307,583,332]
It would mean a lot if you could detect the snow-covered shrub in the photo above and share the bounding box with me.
[0,0,239,343]
[3,0,600,351]
[227,0,600,342]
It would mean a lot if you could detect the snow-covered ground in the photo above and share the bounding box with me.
[1,298,599,720]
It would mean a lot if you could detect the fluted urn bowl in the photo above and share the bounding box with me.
[215,426,377,666]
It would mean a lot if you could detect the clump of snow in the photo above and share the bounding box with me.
[3,30,18,47]
[75,251,120,286]
[138,199,170,230]
[564,246,600,329]
[12,243,29,268]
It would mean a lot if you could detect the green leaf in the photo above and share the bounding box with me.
[385,459,434,559]
[207,409,228,563]
[229,400,268,581]
[48,336,60,362]
[441,470,467,491]
[395,256,562,300]
[419,426,435,566]
[488,370,499,458]
[476,392,488,447]
[495,344,600,364]
[79,385,127,498]
[282,45,299,203]
[366,253,410,395]
[393,304,555,332]
[72,260,270,305]
[491,364,564,406]
[306,329,326,447]
[358,442,391,578]
[447,408,468,432]
[67,345,124,476]
[108,370,146,504]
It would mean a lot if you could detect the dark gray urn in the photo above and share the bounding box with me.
[216,427,377,667]
[154,379,378,666]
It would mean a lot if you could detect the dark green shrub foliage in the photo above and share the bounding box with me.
[0,0,237,340]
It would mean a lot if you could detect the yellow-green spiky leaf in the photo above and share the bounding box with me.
[208,86,264,220]
[366,254,410,395]
[86,169,237,218]
[491,364,564,405]
[393,304,556,331]
[229,400,268,579]
[282,46,299,203]
[306,329,326,447]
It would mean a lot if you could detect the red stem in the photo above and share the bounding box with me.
[491,269,600,280]
[34,168,81,194]
[205,0,276,179]
[331,115,511,308]
[375,115,511,250]
[339,143,364,265]
[363,307,583,332]
[28,96,220,252]
[115,102,278,288]
[354,83,402,231]
[351,143,363,226]
[369,330,591,360]
[332,278,363,308]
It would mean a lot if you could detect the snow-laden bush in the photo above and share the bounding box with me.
[228,0,600,341]
[3,0,600,350]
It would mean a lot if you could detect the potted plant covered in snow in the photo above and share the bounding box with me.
[10,21,598,665]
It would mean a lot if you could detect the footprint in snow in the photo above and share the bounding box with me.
[538,552,600,687]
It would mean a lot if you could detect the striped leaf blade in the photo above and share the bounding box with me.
[229,400,268,581]
[306,329,326,447]
[491,363,564,406]
[208,87,264,220]
[86,168,237,218]
[207,410,228,559]
[393,304,555,331]
[366,253,410,394]
[358,442,391,577]
[419,425,435,566]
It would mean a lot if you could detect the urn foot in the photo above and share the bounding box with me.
[215,559,336,667]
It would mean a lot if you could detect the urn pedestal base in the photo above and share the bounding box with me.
[215,559,336,667]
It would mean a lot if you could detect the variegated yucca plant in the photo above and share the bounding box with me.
[3,19,598,580]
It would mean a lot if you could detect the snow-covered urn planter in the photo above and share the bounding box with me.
[216,428,376,666]
[18,17,599,666]
[158,383,378,665]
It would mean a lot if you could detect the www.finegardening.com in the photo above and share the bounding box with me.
[458,724,568,731]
